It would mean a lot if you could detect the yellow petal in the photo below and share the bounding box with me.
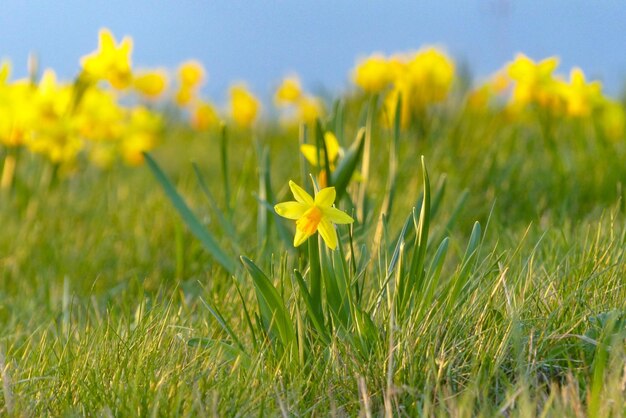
[99,29,115,52]
[317,219,338,250]
[539,56,559,76]
[274,201,309,219]
[324,132,340,162]
[120,38,133,61]
[300,144,319,167]
[314,186,336,207]
[294,226,315,247]
[289,180,314,205]
[322,207,354,224]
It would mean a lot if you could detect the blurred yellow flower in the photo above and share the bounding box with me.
[560,68,602,117]
[300,132,341,170]
[74,87,125,142]
[274,180,354,249]
[275,76,302,106]
[191,101,219,131]
[507,54,561,110]
[0,80,36,147]
[377,47,455,128]
[133,70,168,98]
[121,107,162,165]
[466,71,510,112]
[175,61,206,106]
[175,87,194,107]
[229,84,260,128]
[27,70,84,165]
[406,47,455,106]
[353,54,394,93]
[0,61,10,84]
[178,60,205,88]
[81,28,133,90]
[296,96,324,124]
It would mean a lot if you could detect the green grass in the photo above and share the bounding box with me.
[0,98,625,417]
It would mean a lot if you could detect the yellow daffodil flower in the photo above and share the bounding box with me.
[0,61,10,84]
[191,101,219,131]
[174,61,206,106]
[377,47,455,128]
[121,107,162,165]
[133,70,168,98]
[406,47,455,106]
[178,60,205,88]
[465,71,510,112]
[0,80,36,147]
[275,76,302,106]
[560,68,602,117]
[81,28,133,90]
[175,86,194,106]
[507,54,561,110]
[229,84,260,128]
[296,96,324,124]
[74,87,125,141]
[274,180,354,249]
[300,132,341,170]
[353,54,394,93]
[27,70,84,165]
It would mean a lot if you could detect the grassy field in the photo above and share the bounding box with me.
[1,37,625,416]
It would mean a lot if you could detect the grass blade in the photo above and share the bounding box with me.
[241,256,296,352]
[144,152,237,274]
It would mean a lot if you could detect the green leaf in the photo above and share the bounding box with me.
[293,270,329,343]
[449,221,482,307]
[315,119,333,188]
[144,152,237,274]
[241,256,296,351]
[320,240,350,329]
[199,296,246,353]
[192,162,239,250]
[331,128,366,201]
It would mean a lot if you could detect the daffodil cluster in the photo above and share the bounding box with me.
[505,54,605,117]
[172,61,262,132]
[352,47,456,127]
[0,28,167,175]
[273,75,324,124]
[466,53,624,139]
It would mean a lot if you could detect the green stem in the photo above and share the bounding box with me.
[1,147,19,192]
[220,123,232,216]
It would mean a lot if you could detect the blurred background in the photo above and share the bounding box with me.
[1,1,625,101]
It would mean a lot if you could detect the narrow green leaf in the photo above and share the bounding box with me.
[192,162,239,248]
[315,119,333,188]
[219,123,232,215]
[407,157,431,296]
[241,256,296,350]
[430,174,447,221]
[319,239,350,329]
[257,147,270,250]
[144,152,236,274]
[356,95,377,221]
[199,297,246,352]
[331,128,366,201]
[293,270,329,343]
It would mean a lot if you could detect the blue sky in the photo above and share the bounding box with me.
[1,1,625,101]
